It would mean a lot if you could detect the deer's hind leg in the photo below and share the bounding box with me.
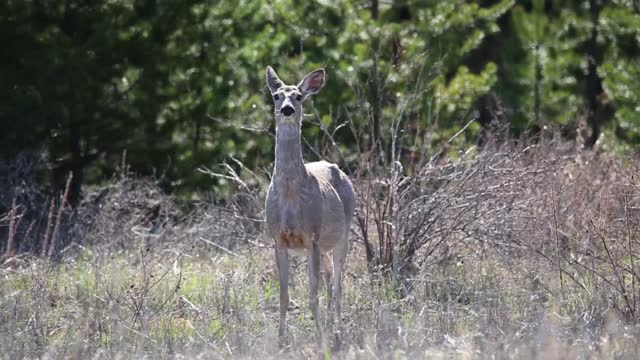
[332,237,349,344]
[322,254,334,331]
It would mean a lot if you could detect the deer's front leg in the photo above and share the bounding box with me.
[276,245,289,346]
[309,235,322,344]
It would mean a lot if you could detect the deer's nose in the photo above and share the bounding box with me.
[281,106,295,116]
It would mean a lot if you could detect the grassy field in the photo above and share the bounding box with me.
[1,243,637,359]
[2,141,640,359]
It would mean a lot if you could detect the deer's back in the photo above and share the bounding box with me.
[305,160,355,226]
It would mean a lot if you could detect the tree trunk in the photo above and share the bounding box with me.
[370,0,378,20]
[534,43,542,126]
[369,0,382,157]
[585,0,604,148]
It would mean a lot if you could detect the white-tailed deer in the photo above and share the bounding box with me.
[264,66,355,345]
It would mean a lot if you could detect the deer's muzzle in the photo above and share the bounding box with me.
[280,106,295,116]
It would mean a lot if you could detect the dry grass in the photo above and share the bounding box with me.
[1,140,640,359]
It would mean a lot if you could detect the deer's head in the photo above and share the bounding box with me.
[266,66,325,126]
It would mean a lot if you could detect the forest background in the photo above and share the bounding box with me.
[3,0,639,205]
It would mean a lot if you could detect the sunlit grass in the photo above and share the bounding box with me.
[1,245,639,358]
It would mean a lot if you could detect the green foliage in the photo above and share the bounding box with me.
[436,63,498,117]
[1,0,639,200]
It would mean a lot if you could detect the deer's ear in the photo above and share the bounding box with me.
[266,66,284,94]
[298,68,325,97]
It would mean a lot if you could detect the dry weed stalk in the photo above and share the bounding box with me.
[47,173,72,259]
[40,197,56,257]
[6,197,17,258]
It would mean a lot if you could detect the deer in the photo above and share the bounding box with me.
[264,66,355,346]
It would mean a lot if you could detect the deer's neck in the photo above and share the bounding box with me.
[274,123,307,184]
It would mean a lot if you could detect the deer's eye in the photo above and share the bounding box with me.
[296,94,303,101]
[273,94,280,101]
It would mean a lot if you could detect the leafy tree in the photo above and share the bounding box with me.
[2,0,640,205]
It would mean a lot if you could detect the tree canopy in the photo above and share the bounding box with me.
[2,0,639,203]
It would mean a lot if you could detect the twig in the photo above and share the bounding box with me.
[591,216,635,317]
[551,186,564,292]
[198,237,242,257]
[624,186,637,316]
[428,113,477,165]
[207,114,271,134]
[117,319,158,344]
